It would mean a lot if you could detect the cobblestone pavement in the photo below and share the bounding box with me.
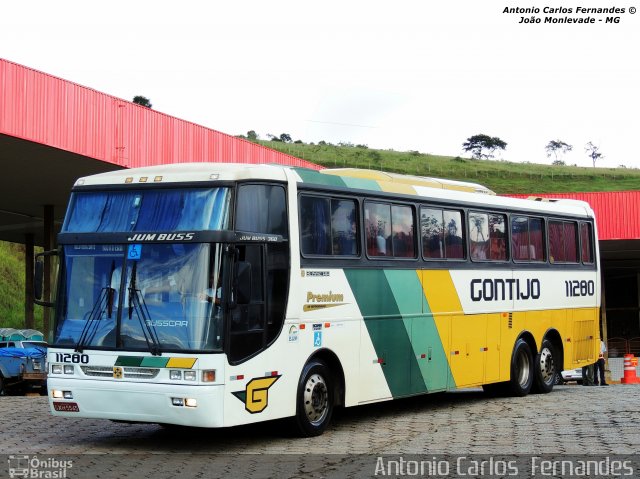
[1,384,639,478]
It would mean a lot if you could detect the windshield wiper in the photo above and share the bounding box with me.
[75,287,111,353]
[75,261,117,353]
[127,263,161,356]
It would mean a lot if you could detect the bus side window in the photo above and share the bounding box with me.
[365,203,391,256]
[421,207,444,259]
[488,213,507,261]
[581,222,594,264]
[469,212,489,260]
[512,216,546,261]
[300,196,331,255]
[236,184,287,237]
[549,220,578,263]
[331,199,358,256]
[549,221,564,263]
[564,222,578,262]
[391,205,415,258]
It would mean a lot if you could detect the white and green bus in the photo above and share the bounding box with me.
[45,163,600,436]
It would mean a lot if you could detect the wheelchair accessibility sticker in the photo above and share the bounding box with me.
[313,331,322,347]
[127,244,142,260]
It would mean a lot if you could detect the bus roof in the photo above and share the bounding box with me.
[74,163,595,219]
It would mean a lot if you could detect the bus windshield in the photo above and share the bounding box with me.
[54,243,225,352]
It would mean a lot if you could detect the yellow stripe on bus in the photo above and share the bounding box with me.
[166,358,197,369]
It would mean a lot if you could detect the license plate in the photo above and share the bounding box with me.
[53,402,80,412]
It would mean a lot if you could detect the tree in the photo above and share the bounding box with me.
[247,130,258,141]
[585,141,604,168]
[462,134,507,160]
[545,140,572,163]
[132,96,152,108]
[279,133,292,143]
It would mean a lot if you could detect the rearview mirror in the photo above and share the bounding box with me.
[34,249,58,307]
[34,260,44,300]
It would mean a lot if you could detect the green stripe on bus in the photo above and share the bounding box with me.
[383,270,428,394]
[340,177,382,191]
[344,269,421,398]
[140,357,170,368]
[114,356,143,367]
[293,168,348,188]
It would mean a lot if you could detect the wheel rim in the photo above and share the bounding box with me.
[303,373,329,426]
[538,347,555,384]
[516,348,531,387]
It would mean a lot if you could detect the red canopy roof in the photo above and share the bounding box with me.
[507,191,640,241]
[0,58,319,170]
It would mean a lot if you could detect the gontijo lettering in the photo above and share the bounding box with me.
[471,278,541,302]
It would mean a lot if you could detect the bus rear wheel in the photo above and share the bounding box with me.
[507,339,533,397]
[294,360,334,437]
[532,339,556,394]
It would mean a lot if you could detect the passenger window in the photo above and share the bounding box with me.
[391,205,415,258]
[365,202,415,258]
[549,221,565,262]
[488,213,507,260]
[470,212,507,261]
[365,203,391,257]
[299,196,358,256]
[469,212,489,260]
[580,223,594,264]
[421,207,464,259]
[236,184,287,237]
[512,216,545,262]
[564,222,578,262]
[445,211,464,259]
[331,200,358,255]
[421,208,444,258]
[300,196,331,255]
[549,220,578,263]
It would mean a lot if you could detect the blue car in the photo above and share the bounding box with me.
[0,340,47,395]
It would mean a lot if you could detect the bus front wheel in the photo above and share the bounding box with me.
[294,360,334,437]
[507,339,534,397]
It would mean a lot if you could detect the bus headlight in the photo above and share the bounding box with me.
[51,365,63,374]
[184,398,197,408]
[169,370,182,380]
[64,365,75,375]
[183,371,196,381]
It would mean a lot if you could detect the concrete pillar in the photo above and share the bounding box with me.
[24,233,34,329]
[43,205,54,337]
[601,277,611,383]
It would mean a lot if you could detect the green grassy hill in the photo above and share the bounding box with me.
[0,241,43,331]
[256,140,640,194]
[2,142,639,328]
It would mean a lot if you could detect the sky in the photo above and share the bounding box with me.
[1,0,639,168]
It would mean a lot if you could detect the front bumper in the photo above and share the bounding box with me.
[48,377,224,427]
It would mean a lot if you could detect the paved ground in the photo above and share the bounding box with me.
[1,384,639,478]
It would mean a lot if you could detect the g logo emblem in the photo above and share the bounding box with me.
[232,376,281,414]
